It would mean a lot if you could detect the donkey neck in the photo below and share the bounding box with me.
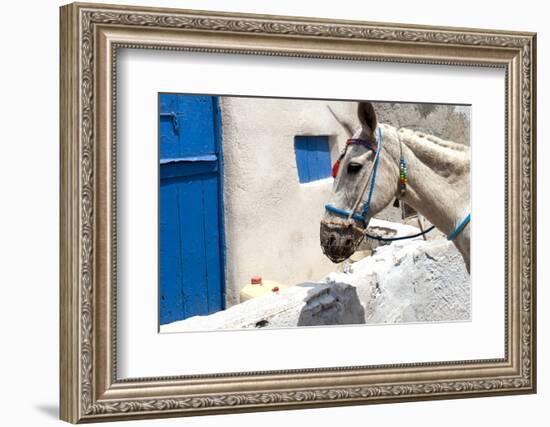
[387,126,470,238]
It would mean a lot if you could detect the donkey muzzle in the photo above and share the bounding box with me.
[320,221,364,263]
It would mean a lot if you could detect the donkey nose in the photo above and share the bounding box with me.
[319,223,339,247]
[320,221,362,263]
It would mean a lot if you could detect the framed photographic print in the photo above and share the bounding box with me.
[59,2,537,423]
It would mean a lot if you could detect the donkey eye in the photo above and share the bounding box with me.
[347,162,363,174]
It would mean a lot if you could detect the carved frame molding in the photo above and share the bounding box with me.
[60,2,536,423]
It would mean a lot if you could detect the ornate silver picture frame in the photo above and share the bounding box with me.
[60,2,536,423]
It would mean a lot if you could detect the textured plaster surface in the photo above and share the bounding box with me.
[329,238,471,324]
[220,97,357,306]
[160,281,364,332]
[161,224,470,332]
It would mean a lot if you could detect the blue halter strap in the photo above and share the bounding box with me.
[362,128,382,220]
[324,205,365,222]
[325,127,471,243]
[325,127,383,224]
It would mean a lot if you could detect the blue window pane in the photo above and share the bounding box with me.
[294,136,331,183]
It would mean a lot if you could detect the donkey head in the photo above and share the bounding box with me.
[320,102,399,263]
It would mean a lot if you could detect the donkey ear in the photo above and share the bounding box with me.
[357,102,377,133]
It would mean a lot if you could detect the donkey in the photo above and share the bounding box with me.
[320,102,471,272]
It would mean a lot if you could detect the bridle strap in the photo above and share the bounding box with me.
[361,128,383,219]
[325,127,383,224]
[348,130,381,219]
[346,137,378,151]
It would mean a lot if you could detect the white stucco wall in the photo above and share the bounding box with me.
[220,97,357,306]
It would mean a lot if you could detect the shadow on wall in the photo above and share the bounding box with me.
[296,282,365,327]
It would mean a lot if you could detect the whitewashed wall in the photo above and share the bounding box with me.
[220,97,357,305]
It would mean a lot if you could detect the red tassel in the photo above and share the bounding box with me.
[332,159,341,178]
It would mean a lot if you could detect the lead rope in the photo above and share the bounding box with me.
[365,225,436,242]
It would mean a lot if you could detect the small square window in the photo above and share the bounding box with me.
[294,136,332,183]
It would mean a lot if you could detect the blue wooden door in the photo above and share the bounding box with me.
[159,94,225,325]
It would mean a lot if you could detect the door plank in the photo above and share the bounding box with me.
[201,174,224,312]
[177,176,210,318]
[159,181,185,324]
